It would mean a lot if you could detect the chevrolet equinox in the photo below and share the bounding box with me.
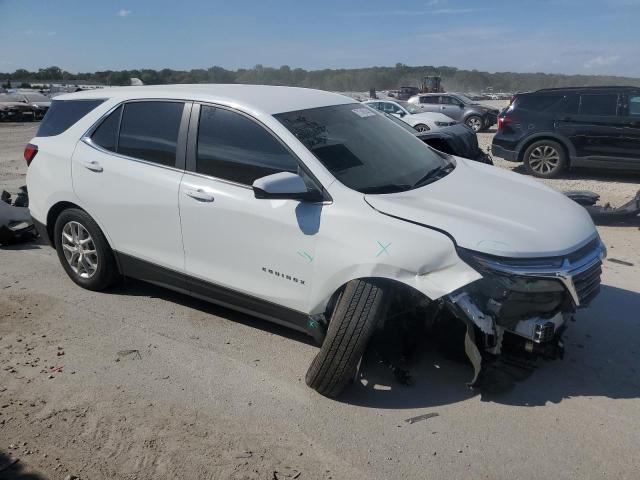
[26,85,605,397]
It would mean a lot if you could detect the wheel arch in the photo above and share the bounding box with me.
[45,201,116,253]
[516,133,575,164]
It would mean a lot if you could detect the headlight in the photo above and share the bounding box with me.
[434,121,450,127]
[456,247,564,277]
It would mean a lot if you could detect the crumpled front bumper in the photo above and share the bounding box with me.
[442,239,605,387]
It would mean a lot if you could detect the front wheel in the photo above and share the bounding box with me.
[54,208,120,291]
[465,115,483,132]
[523,140,567,178]
[305,279,390,398]
[414,123,430,132]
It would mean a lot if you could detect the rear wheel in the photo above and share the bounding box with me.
[306,279,390,397]
[54,208,119,291]
[523,140,566,178]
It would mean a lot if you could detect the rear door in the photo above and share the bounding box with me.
[555,93,624,160]
[73,100,190,275]
[179,103,320,316]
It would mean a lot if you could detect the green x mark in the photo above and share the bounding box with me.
[297,251,314,263]
[376,241,391,257]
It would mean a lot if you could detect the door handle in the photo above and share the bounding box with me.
[185,188,214,202]
[83,160,103,172]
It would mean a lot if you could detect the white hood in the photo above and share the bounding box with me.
[365,159,597,258]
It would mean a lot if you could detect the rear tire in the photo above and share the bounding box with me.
[305,279,390,397]
[54,208,120,291]
[523,140,566,178]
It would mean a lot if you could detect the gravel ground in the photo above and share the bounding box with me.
[1,121,639,479]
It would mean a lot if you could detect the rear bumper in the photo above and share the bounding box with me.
[491,143,518,162]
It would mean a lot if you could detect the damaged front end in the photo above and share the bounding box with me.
[444,237,606,388]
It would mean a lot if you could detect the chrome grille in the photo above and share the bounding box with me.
[571,260,602,306]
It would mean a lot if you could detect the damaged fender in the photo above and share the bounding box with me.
[308,197,481,316]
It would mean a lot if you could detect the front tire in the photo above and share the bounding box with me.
[305,279,390,398]
[54,208,119,291]
[414,123,430,132]
[465,115,483,132]
[523,140,567,178]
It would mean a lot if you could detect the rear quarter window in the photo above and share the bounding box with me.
[37,99,105,137]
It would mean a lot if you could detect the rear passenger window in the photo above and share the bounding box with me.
[196,106,298,185]
[90,106,122,152]
[37,99,105,137]
[420,96,438,104]
[579,94,618,116]
[118,101,184,167]
[515,95,563,112]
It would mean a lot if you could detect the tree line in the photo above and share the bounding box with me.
[2,64,639,93]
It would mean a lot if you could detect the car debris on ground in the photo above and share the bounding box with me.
[565,190,640,224]
[0,186,37,245]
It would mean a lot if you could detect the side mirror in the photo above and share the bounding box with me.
[253,172,324,202]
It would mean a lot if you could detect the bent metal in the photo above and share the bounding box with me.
[262,267,306,285]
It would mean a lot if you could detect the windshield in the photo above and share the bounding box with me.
[274,103,448,194]
[454,94,475,104]
[397,101,422,114]
[382,112,419,134]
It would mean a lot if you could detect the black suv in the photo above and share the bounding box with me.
[492,86,640,178]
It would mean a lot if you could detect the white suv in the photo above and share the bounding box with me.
[26,85,605,397]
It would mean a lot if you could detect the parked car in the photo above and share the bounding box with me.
[407,92,499,132]
[15,91,52,119]
[381,112,492,164]
[396,86,420,100]
[364,99,457,132]
[492,86,640,178]
[26,85,603,397]
[0,94,37,121]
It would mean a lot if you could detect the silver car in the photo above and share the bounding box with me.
[408,93,499,132]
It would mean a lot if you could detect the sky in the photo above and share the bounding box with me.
[0,0,639,77]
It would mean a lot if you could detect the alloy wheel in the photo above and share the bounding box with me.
[466,117,482,132]
[528,145,560,175]
[414,124,430,132]
[61,221,98,279]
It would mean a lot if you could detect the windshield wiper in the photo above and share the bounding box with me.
[411,162,455,189]
[360,184,413,194]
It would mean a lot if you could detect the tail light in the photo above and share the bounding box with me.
[24,143,38,166]
[497,116,512,132]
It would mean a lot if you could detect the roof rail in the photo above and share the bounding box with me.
[534,85,640,93]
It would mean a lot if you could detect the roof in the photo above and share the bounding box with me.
[534,86,640,94]
[54,84,355,115]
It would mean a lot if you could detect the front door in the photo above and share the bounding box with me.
[619,93,640,163]
[439,95,464,120]
[555,93,624,160]
[73,100,190,273]
[179,104,320,318]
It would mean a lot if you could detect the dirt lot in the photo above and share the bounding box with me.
[1,121,639,480]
